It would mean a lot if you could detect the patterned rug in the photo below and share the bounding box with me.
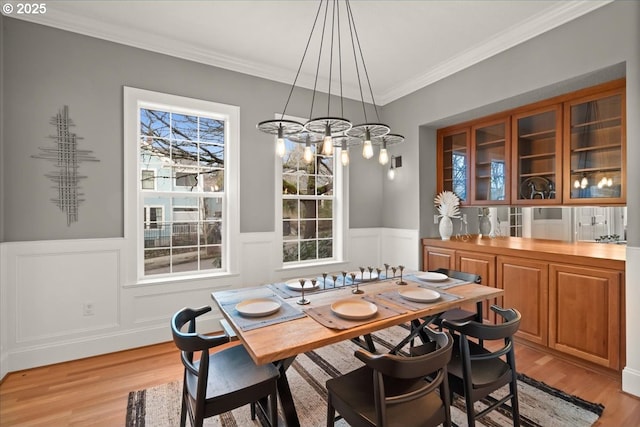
[126,325,604,427]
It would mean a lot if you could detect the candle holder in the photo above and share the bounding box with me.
[376,268,382,280]
[384,263,390,279]
[397,265,407,285]
[296,278,310,305]
[341,271,348,288]
[391,266,397,278]
[367,266,374,281]
[322,272,328,289]
[351,272,363,294]
[359,266,365,282]
[331,274,338,289]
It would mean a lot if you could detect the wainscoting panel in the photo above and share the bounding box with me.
[623,245,640,397]
[0,228,420,376]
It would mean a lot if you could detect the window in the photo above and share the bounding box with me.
[452,152,467,201]
[279,130,343,265]
[124,88,239,282]
[141,169,155,190]
[490,160,505,200]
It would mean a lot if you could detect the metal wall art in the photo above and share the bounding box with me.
[32,106,99,225]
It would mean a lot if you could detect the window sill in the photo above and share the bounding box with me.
[124,271,239,288]
[277,260,349,273]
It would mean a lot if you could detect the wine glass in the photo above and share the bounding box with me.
[351,272,363,294]
[398,265,406,285]
[297,278,310,305]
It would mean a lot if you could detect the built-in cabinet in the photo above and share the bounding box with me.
[436,79,626,206]
[422,237,625,372]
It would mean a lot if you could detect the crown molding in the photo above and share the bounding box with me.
[9,0,613,105]
[378,0,614,105]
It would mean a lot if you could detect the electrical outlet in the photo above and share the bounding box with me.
[434,214,439,224]
[82,301,95,316]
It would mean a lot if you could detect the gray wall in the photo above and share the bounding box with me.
[0,16,382,242]
[380,1,639,248]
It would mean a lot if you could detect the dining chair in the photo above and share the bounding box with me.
[171,306,279,427]
[326,328,453,427]
[442,305,522,427]
[432,268,482,326]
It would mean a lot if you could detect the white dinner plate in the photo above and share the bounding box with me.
[330,299,378,320]
[348,270,379,282]
[414,272,449,282]
[285,278,320,291]
[398,288,441,303]
[235,298,281,317]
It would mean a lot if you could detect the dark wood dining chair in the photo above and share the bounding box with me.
[326,328,453,427]
[442,305,522,427]
[431,268,482,325]
[171,306,279,427]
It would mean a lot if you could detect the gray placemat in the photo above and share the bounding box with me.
[374,287,462,311]
[405,274,470,289]
[214,288,306,331]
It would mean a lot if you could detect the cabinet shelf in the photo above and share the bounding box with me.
[518,129,556,139]
[476,139,505,148]
[520,171,555,178]
[571,116,621,129]
[571,166,621,174]
[519,152,555,160]
[571,143,621,153]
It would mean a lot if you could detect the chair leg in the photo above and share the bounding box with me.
[180,391,188,427]
[326,394,336,427]
[270,389,278,427]
[465,395,476,427]
[251,401,256,420]
[510,380,521,427]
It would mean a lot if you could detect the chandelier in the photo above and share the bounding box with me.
[257,0,404,166]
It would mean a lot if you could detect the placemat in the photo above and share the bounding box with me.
[374,287,462,311]
[303,296,406,330]
[405,275,470,289]
[214,288,306,331]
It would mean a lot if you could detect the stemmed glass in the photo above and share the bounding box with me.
[376,268,382,281]
[331,274,338,289]
[351,272,363,294]
[359,267,365,282]
[296,278,310,305]
[391,266,397,278]
[398,265,406,285]
[384,263,390,279]
[322,272,328,290]
[367,266,374,281]
[341,271,348,288]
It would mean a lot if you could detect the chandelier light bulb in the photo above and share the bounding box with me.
[322,124,333,155]
[303,140,313,163]
[362,141,374,159]
[340,140,349,166]
[574,179,580,189]
[387,165,395,180]
[379,146,389,165]
[276,126,286,158]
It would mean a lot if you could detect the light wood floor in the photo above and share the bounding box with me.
[1,339,639,426]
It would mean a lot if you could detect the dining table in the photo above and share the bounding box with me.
[211,272,504,427]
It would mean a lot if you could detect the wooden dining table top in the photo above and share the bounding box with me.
[211,279,503,365]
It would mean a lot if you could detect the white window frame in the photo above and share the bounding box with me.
[143,205,164,230]
[141,169,156,190]
[274,115,348,270]
[124,87,239,285]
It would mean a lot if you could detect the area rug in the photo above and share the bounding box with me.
[126,326,604,427]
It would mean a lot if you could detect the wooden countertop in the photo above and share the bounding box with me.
[422,236,626,270]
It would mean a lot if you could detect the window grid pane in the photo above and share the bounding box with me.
[140,107,225,276]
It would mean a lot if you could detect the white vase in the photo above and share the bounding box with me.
[439,216,453,240]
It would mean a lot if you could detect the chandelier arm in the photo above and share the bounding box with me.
[345,0,368,123]
[348,0,382,122]
[281,0,324,120]
[309,0,331,121]
[326,0,337,118]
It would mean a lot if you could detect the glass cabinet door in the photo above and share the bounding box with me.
[471,118,510,204]
[437,127,469,203]
[564,88,626,204]
[512,105,562,204]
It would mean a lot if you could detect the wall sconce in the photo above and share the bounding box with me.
[388,155,402,180]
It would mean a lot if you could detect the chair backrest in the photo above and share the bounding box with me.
[442,305,520,342]
[354,328,453,425]
[171,306,230,377]
[431,268,481,284]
